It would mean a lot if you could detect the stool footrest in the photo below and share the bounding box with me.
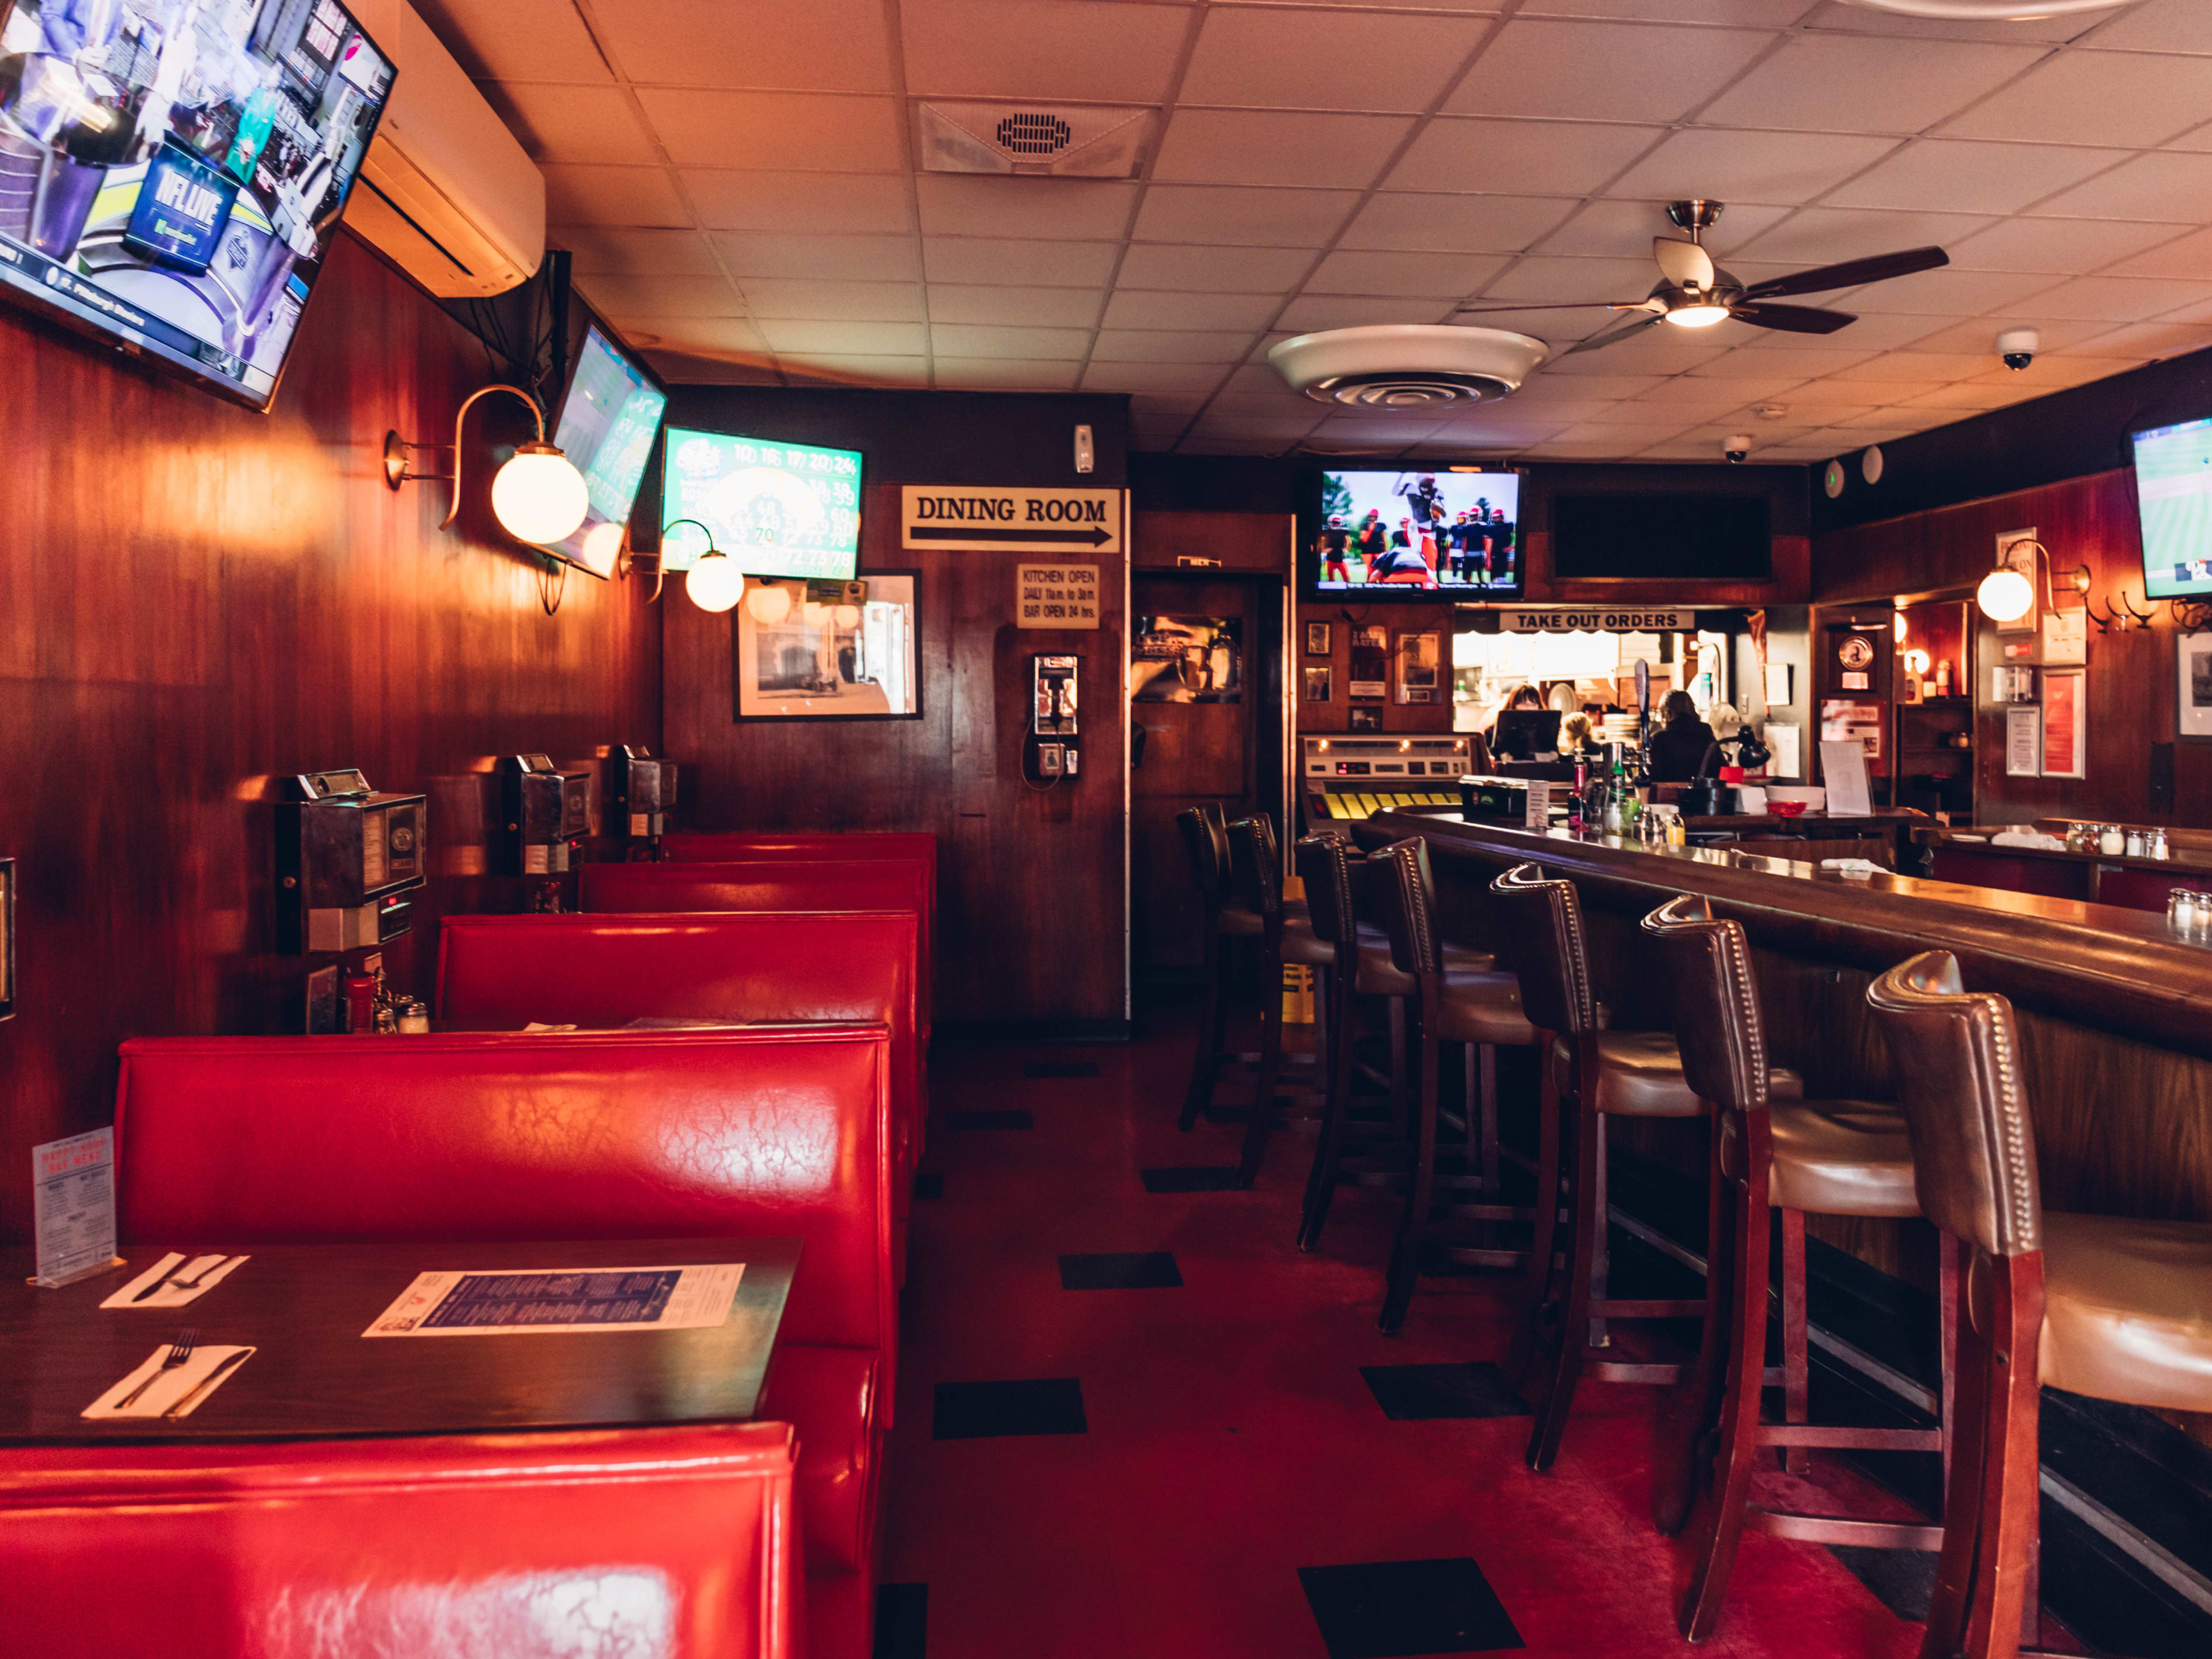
[1748,1511,1942,1551]
[1437,1245,1530,1268]
[1584,1358,1683,1384]
[1592,1298,1703,1319]
[1761,1425,1942,1452]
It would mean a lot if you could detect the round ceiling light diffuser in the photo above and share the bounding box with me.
[1267,325,1549,408]
[1837,0,2123,17]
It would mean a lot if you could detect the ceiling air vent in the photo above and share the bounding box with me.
[918,101,1154,178]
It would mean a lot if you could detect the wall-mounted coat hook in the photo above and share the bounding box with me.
[2122,588,2157,629]
[2086,594,2119,633]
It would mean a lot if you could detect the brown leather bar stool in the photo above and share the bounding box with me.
[1643,895,1950,1643]
[1869,952,2212,1659]
[1225,816,1335,1186]
[1177,805,1314,1131]
[1488,862,1805,1474]
[1367,836,1543,1331]
[1293,833,1498,1251]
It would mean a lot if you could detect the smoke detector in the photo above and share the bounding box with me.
[1756,403,1789,421]
[917,101,1154,177]
[1267,325,1548,408]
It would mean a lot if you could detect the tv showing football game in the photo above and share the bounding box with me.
[660,427,863,581]
[2133,415,2212,600]
[1304,467,1522,598]
[540,322,666,574]
[0,0,395,410]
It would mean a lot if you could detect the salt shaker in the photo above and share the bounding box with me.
[2100,823,2126,856]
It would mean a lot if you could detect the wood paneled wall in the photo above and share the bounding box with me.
[0,235,662,1245]
[1812,468,2197,825]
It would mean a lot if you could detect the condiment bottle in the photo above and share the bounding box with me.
[2127,828,2145,858]
[2101,824,2126,856]
[1934,658,1952,696]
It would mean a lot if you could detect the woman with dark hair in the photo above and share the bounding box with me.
[1647,689,1718,782]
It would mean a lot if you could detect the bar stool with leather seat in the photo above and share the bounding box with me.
[1366,836,1542,1331]
[1294,832,1498,1251]
[1224,816,1336,1186]
[1869,950,2212,1659]
[1488,862,1805,1475]
[1176,805,1312,1132]
[1643,895,1950,1643]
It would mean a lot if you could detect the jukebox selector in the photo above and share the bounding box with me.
[275,769,427,954]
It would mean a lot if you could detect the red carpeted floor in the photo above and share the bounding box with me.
[877,1006,1931,1659]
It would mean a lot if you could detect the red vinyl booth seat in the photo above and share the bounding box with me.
[0,1424,802,1659]
[587,859,934,1035]
[435,911,923,1184]
[112,1028,895,1590]
[662,832,937,935]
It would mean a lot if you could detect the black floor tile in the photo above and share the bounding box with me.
[944,1109,1032,1131]
[933,1378,1088,1440]
[1059,1251,1183,1290]
[1140,1165,1239,1193]
[1360,1362,1531,1422]
[1828,1546,1937,1623]
[912,1171,944,1202]
[872,1583,927,1659]
[1024,1060,1100,1078]
[1299,1558,1524,1658]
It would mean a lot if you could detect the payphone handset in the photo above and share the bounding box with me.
[276,769,427,955]
[1027,655,1081,783]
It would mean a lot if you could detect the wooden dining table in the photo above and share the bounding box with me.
[0,1236,800,1445]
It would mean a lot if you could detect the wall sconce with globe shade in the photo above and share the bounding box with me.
[660,519,745,614]
[384,384,589,546]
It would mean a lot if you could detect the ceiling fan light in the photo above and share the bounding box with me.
[1838,1,2121,18]
[1665,304,1731,329]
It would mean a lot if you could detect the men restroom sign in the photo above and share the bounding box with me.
[902,487,1123,552]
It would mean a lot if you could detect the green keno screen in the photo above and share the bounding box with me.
[661,428,863,580]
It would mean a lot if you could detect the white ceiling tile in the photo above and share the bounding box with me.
[1783,377,1942,406]
[756,320,931,354]
[1946,217,2188,275]
[1182,8,1488,113]
[736,278,925,321]
[2071,319,2212,357]
[555,226,721,277]
[1606,129,1902,204]
[930,285,1106,327]
[1482,395,1619,422]
[933,358,1086,391]
[1388,119,1666,196]
[1541,335,1732,374]
[1555,419,1702,444]
[640,349,779,384]
[1829,350,1993,381]
[1508,373,1663,400]
[2015,151,2212,222]
[639,91,903,172]
[1307,418,1452,446]
[783,355,933,386]
[1521,1,1810,20]
[1132,185,1362,247]
[1272,296,1453,332]
[1154,110,1416,190]
[576,274,745,318]
[2007,275,2212,322]
[544,165,694,228]
[928,323,1092,357]
[1305,251,1509,298]
[916,176,1139,239]
[1479,255,1661,305]
[1220,363,1306,397]
[1897,382,2031,411]
[1705,34,2042,135]
[1115,244,1316,291]
[1445,20,1774,124]
[1338,194,1580,254]
[1409,304,1608,340]
[1836,266,2062,314]
[1944,52,2212,150]
[423,0,614,82]
[2087,0,2212,55]
[1633,380,1807,407]
[1962,355,2146,389]
[2106,226,2212,280]
[1897,315,2109,353]
[714,233,923,281]
[1825,406,1927,429]
[901,0,1192,103]
[1093,328,1263,362]
[921,238,1122,286]
[1687,346,1879,377]
[1102,291,1283,331]
[1732,207,1995,266]
[1535,199,1790,260]
[487,84,659,166]
[1130,392,1209,417]
[616,317,768,356]
[1082,363,1237,395]
[590,0,896,92]
[684,171,911,234]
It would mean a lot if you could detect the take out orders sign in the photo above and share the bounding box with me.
[901,487,1123,552]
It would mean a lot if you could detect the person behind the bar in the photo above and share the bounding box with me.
[1647,689,1718,782]
[1558,711,1598,758]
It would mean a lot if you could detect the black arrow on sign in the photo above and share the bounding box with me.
[909,524,1114,547]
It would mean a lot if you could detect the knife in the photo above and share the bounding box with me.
[162,1348,252,1419]
[130,1254,236,1305]
[127,1255,189,1304]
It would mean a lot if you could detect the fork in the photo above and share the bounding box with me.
[113,1328,198,1411]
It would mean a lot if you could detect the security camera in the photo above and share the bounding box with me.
[1724,434,1752,465]
[1997,328,2039,372]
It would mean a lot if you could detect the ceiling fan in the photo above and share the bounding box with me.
[1453,200,1950,358]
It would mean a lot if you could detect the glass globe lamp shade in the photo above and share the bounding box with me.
[1665,304,1730,329]
[685,551,746,614]
[745,582,794,626]
[577,520,625,579]
[492,443,589,544]
[802,600,831,625]
[834,603,862,628]
[1976,566,2033,623]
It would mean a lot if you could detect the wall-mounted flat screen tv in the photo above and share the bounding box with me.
[1551,493,1770,581]
[2131,415,2212,599]
[660,427,863,581]
[0,0,395,411]
[1302,467,1522,599]
[540,321,666,574]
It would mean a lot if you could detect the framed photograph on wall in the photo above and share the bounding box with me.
[1305,621,1331,656]
[1397,632,1441,704]
[1303,665,1332,703]
[2180,633,2212,740]
[1348,706,1382,732]
[735,573,922,721]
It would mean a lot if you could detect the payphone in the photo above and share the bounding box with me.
[276,770,427,953]
[495,755,590,877]
[1027,655,1081,784]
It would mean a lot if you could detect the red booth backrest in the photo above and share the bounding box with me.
[581,861,933,1028]
[114,1028,893,1358]
[0,1423,800,1659]
[434,911,921,1172]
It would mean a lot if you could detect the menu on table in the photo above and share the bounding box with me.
[363,1263,746,1337]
